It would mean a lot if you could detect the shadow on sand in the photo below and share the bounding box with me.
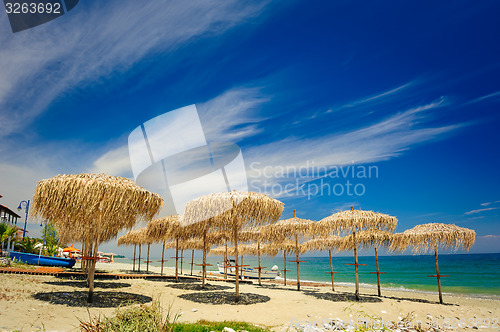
[33,291,152,308]
[179,291,270,305]
[45,280,131,289]
[166,282,232,291]
[303,290,383,303]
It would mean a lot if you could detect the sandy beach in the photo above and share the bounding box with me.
[0,261,499,332]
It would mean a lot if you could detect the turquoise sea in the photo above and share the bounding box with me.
[115,252,500,298]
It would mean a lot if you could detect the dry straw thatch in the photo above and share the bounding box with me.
[390,222,475,304]
[145,215,184,277]
[30,173,162,303]
[340,229,393,251]
[317,208,397,235]
[117,229,143,246]
[263,210,316,291]
[145,215,183,242]
[303,236,343,252]
[182,191,284,301]
[268,237,305,287]
[182,192,284,230]
[31,173,162,238]
[390,223,476,253]
[341,229,394,297]
[303,235,343,292]
[318,207,398,301]
[262,216,315,240]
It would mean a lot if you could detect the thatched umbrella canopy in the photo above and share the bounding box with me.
[209,245,231,256]
[205,230,232,279]
[146,215,183,276]
[303,236,343,291]
[117,229,143,272]
[239,226,277,285]
[209,243,278,280]
[183,191,284,301]
[179,238,204,276]
[318,206,397,301]
[268,238,305,286]
[341,229,393,296]
[134,228,155,273]
[31,173,162,303]
[262,210,314,290]
[390,223,475,304]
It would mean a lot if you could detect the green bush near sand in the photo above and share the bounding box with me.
[79,300,270,332]
[173,320,269,332]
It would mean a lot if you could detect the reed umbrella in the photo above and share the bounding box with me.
[31,173,162,303]
[117,229,143,271]
[268,239,304,286]
[390,223,475,304]
[341,229,393,296]
[146,215,182,276]
[303,236,343,291]
[263,210,314,291]
[183,191,283,302]
[240,242,279,282]
[179,239,205,276]
[317,206,397,301]
[135,228,154,273]
[240,226,276,285]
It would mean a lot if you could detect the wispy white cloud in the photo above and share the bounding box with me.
[477,234,500,239]
[466,91,500,105]
[341,81,415,108]
[0,0,270,139]
[245,97,457,179]
[197,87,270,142]
[464,207,500,215]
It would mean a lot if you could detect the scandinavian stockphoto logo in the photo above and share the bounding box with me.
[3,0,79,33]
[128,105,248,218]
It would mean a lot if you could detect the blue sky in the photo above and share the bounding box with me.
[0,0,499,256]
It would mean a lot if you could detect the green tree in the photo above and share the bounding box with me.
[42,220,60,256]
[0,222,17,253]
[16,236,39,254]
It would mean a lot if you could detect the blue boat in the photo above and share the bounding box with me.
[9,251,76,268]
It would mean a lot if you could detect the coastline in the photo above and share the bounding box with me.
[0,261,499,331]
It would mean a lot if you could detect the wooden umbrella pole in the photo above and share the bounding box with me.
[133,244,136,272]
[88,235,99,303]
[175,238,179,282]
[435,244,443,304]
[375,247,381,297]
[234,225,240,302]
[86,241,93,283]
[81,240,86,271]
[190,249,194,276]
[241,254,244,277]
[353,231,360,301]
[329,249,335,291]
[138,244,141,272]
[88,214,101,304]
[146,244,150,273]
[180,249,184,275]
[202,230,207,288]
[161,241,165,276]
[258,241,262,286]
[283,251,287,286]
[295,233,300,291]
[224,240,228,279]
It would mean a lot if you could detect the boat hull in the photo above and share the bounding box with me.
[217,263,278,279]
[10,251,76,268]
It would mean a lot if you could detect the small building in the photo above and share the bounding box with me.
[0,203,21,225]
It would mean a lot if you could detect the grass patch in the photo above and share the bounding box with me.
[173,320,270,332]
[79,300,270,332]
